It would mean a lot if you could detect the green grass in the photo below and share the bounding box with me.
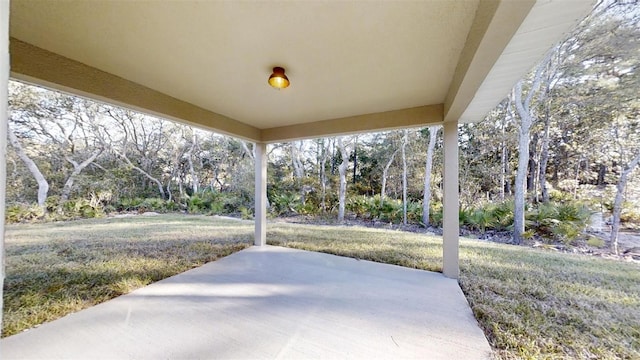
[2,214,253,337]
[3,215,640,359]
[268,222,640,360]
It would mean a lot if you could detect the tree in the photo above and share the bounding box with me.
[611,152,640,254]
[290,141,306,203]
[318,138,330,212]
[512,51,553,244]
[337,136,350,222]
[381,148,398,202]
[103,108,169,199]
[422,126,439,227]
[7,125,49,206]
[401,130,409,225]
[184,130,200,194]
[8,82,105,206]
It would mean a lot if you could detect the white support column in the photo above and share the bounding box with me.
[1,0,10,331]
[442,121,459,279]
[254,142,267,246]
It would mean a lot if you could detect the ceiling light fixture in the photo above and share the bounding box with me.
[268,67,290,89]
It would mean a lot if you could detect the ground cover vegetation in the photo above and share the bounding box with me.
[4,215,639,359]
[269,222,640,360]
[2,215,252,337]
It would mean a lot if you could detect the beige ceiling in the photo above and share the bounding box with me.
[8,0,593,143]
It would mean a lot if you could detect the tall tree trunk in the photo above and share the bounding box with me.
[401,130,408,225]
[512,51,552,244]
[597,164,607,186]
[352,136,358,185]
[422,126,438,227]
[186,133,199,194]
[539,102,551,203]
[505,147,512,196]
[319,139,328,212]
[527,133,538,192]
[381,148,398,202]
[291,141,305,203]
[330,139,336,175]
[610,151,640,255]
[574,156,583,200]
[60,149,102,203]
[8,126,49,206]
[337,137,349,222]
[538,63,554,203]
[513,86,532,244]
[500,119,507,200]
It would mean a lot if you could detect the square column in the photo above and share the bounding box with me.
[0,0,10,329]
[442,121,459,279]
[254,142,267,246]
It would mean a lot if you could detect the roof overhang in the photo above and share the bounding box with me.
[8,0,593,143]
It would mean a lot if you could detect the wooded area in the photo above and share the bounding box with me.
[6,2,640,253]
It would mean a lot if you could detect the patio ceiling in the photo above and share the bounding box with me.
[8,0,592,143]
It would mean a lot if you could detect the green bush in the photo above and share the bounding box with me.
[240,206,253,220]
[458,200,590,243]
[345,195,424,224]
[5,203,46,223]
[165,200,179,212]
[467,208,495,233]
[489,201,514,231]
[62,198,104,219]
[270,192,301,216]
[429,207,443,227]
[586,236,606,248]
[347,195,369,218]
[139,197,166,212]
[186,190,235,214]
[621,207,640,229]
[116,197,144,212]
[527,202,592,244]
[406,201,422,223]
[369,196,402,222]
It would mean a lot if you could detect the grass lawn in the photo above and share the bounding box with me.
[269,223,640,360]
[3,215,640,359]
[2,214,253,337]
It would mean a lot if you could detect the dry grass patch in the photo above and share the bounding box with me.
[3,214,253,337]
[268,222,640,360]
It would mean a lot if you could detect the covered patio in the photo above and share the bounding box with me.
[0,0,592,357]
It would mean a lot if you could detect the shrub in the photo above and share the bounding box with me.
[62,198,104,219]
[527,202,592,244]
[116,197,144,212]
[372,197,402,222]
[186,190,240,214]
[467,209,495,233]
[621,207,640,229]
[347,195,369,219]
[165,200,179,211]
[139,197,166,212]
[430,207,443,227]
[270,192,301,216]
[586,236,606,248]
[5,203,45,223]
[489,201,514,231]
[240,207,253,220]
[406,201,422,223]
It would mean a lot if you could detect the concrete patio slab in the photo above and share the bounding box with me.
[1,246,492,359]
